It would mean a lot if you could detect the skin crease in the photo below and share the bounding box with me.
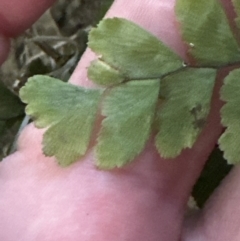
[0,0,240,240]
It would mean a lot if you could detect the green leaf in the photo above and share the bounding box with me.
[175,0,240,66]
[0,81,24,120]
[88,18,183,85]
[88,60,125,86]
[219,68,240,164]
[156,68,216,158]
[20,75,103,166]
[95,80,160,169]
[232,0,240,29]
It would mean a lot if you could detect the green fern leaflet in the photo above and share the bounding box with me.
[20,0,240,168]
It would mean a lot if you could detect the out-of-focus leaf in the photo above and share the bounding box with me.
[192,147,232,208]
[232,0,240,29]
[97,0,115,21]
[0,121,6,135]
[0,81,24,120]
[0,117,23,160]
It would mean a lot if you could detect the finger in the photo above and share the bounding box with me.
[183,166,240,241]
[0,0,56,36]
[11,1,190,240]
[1,1,192,240]
[0,0,56,65]
[0,1,224,241]
[69,0,222,208]
[70,0,229,238]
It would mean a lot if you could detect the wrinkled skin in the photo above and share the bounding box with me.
[1,0,240,240]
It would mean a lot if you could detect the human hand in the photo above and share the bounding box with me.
[0,0,240,240]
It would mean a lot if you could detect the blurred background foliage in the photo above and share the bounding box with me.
[0,0,232,208]
[0,0,114,160]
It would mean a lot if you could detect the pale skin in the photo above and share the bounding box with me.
[0,0,240,240]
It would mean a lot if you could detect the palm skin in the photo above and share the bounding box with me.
[0,0,240,240]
